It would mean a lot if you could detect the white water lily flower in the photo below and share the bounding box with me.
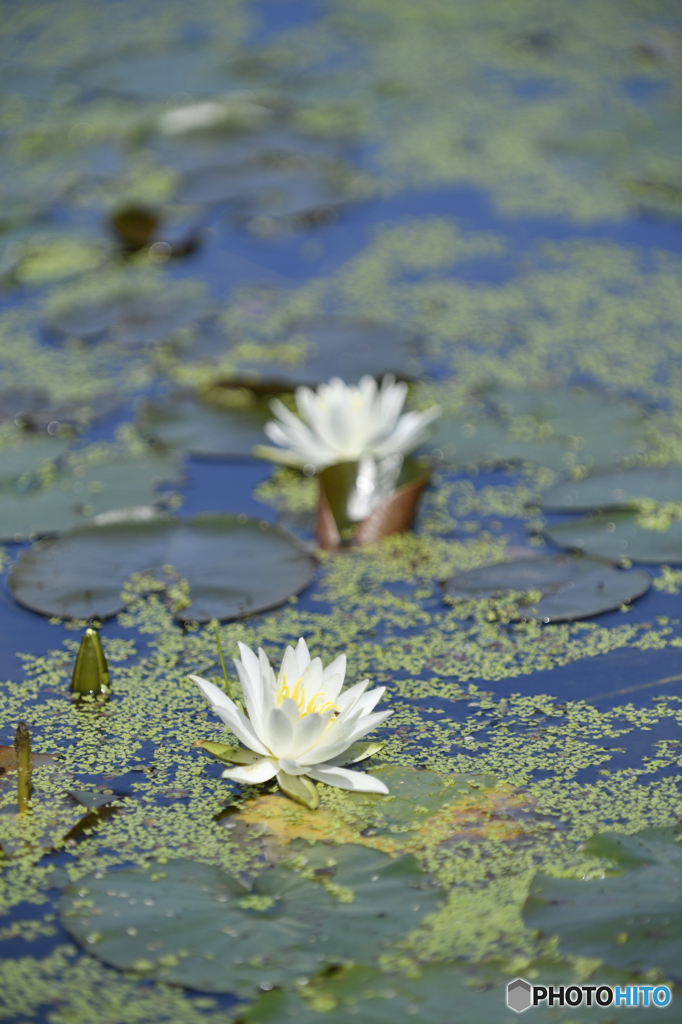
[190,638,391,804]
[256,374,441,471]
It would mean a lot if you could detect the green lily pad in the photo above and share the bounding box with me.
[543,466,682,512]
[0,452,183,541]
[485,386,651,467]
[59,844,442,996]
[73,48,246,101]
[524,827,682,979]
[239,961,679,1024]
[544,511,682,564]
[0,433,71,487]
[426,415,571,472]
[232,318,422,388]
[8,512,314,621]
[0,388,118,433]
[345,765,496,834]
[137,391,273,458]
[444,555,651,622]
[48,291,208,348]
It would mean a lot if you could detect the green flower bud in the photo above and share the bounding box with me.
[71,628,111,699]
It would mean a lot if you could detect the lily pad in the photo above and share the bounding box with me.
[426,415,571,472]
[544,511,682,564]
[0,433,71,487]
[137,391,273,458]
[543,466,682,512]
[524,827,682,979]
[0,389,118,433]
[0,452,183,541]
[239,961,679,1024]
[73,48,246,101]
[47,291,208,348]
[232,318,422,388]
[485,386,651,468]
[444,555,652,622]
[59,844,442,996]
[8,512,314,621]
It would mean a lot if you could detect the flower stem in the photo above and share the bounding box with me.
[213,624,231,699]
[14,722,32,815]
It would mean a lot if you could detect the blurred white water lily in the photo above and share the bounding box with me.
[191,638,391,808]
[256,374,441,471]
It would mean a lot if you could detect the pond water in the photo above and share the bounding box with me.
[1,1,681,1021]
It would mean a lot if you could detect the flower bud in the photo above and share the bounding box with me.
[71,628,110,699]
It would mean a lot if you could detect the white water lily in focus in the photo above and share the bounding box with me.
[256,374,441,471]
[190,638,391,806]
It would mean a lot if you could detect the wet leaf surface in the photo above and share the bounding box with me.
[445,554,652,621]
[524,827,682,979]
[543,466,682,512]
[0,452,183,541]
[544,511,682,564]
[9,512,314,621]
[59,844,442,996]
[137,390,273,457]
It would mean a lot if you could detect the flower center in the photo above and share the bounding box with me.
[277,675,337,717]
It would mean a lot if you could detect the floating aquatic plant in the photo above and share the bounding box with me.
[256,374,440,548]
[192,637,391,809]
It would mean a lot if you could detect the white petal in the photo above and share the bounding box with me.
[222,758,278,784]
[277,645,301,689]
[288,711,332,759]
[266,706,295,758]
[307,765,389,794]
[191,673,233,711]
[295,637,311,671]
[299,708,392,765]
[277,757,308,776]
[212,705,270,756]
[234,661,262,723]
[335,679,369,714]
[236,642,261,689]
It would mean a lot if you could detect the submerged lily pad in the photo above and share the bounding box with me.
[524,827,682,979]
[9,512,314,621]
[232,318,422,388]
[543,466,682,512]
[0,452,183,541]
[444,555,652,622]
[137,391,273,458]
[47,291,208,348]
[59,845,441,996]
[544,512,682,564]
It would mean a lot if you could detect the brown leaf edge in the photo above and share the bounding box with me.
[317,469,430,550]
[354,471,429,545]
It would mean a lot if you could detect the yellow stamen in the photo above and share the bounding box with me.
[276,673,338,718]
